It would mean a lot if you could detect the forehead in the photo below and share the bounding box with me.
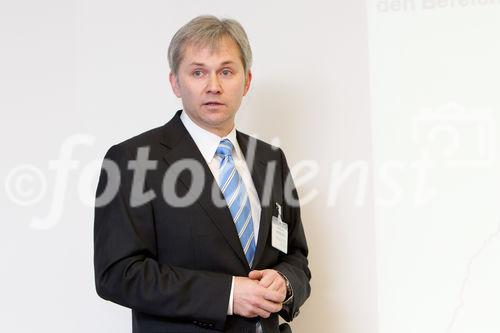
[180,37,243,67]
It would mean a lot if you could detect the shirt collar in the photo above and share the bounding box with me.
[180,111,241,163]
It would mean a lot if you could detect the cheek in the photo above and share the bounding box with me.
[178,79,200,96]
[182,88,199,102]
[227,82,246,98]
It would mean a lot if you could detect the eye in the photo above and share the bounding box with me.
[192,70,204,77]
[221,68,233,76]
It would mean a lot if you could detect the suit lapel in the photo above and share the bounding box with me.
[236,132,273,268]
[160,111,249,269]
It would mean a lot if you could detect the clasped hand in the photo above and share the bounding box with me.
[233,269,287,318]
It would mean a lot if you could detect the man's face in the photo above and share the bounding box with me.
[169,37,252,137]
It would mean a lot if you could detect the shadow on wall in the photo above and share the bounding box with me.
[238,81,341,332]
[238,78,378,333]
[238,81,310,154]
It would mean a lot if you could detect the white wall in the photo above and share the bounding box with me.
[1,0,498,332]
[368,1,500,333]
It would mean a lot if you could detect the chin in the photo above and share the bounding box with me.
[200,110,232,123]
[203,114,234,131]
[205,116,231,128]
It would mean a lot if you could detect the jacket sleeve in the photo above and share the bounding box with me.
[274,148,312,322]
[93,144,231,331]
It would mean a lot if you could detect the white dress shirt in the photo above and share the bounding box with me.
[180,111,262,318]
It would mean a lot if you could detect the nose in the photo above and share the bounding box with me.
[206,73,222,94]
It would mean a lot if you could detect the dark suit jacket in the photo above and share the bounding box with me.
[93,110,311,333]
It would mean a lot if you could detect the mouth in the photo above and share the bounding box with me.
[203,101,225,106]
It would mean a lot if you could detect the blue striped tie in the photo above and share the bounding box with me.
[216,139,256,267]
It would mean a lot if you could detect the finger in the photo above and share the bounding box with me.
[248,270,263,280]
[268,278,284,292]
[255,297,283,314]
[276,284,287,302]
[262,288,284,304]
[257,272,275,288]
[253,307,272,318]
[243,305,267,318]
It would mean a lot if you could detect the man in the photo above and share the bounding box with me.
[93,15,311,333]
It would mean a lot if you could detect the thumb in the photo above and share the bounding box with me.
[248,270,263,280]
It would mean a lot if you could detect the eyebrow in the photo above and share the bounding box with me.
[188,61,237,67]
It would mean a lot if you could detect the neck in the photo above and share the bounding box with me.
[185,114,234,138]
[210,126,233,138]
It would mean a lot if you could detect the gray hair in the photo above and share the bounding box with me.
[167,15,253,76]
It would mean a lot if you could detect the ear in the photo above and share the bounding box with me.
[169,72,182,98]
[242,69,252,96]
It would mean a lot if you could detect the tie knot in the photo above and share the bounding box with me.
[216,139,234,158]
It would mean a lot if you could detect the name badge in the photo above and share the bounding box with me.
[272,203,288,254]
